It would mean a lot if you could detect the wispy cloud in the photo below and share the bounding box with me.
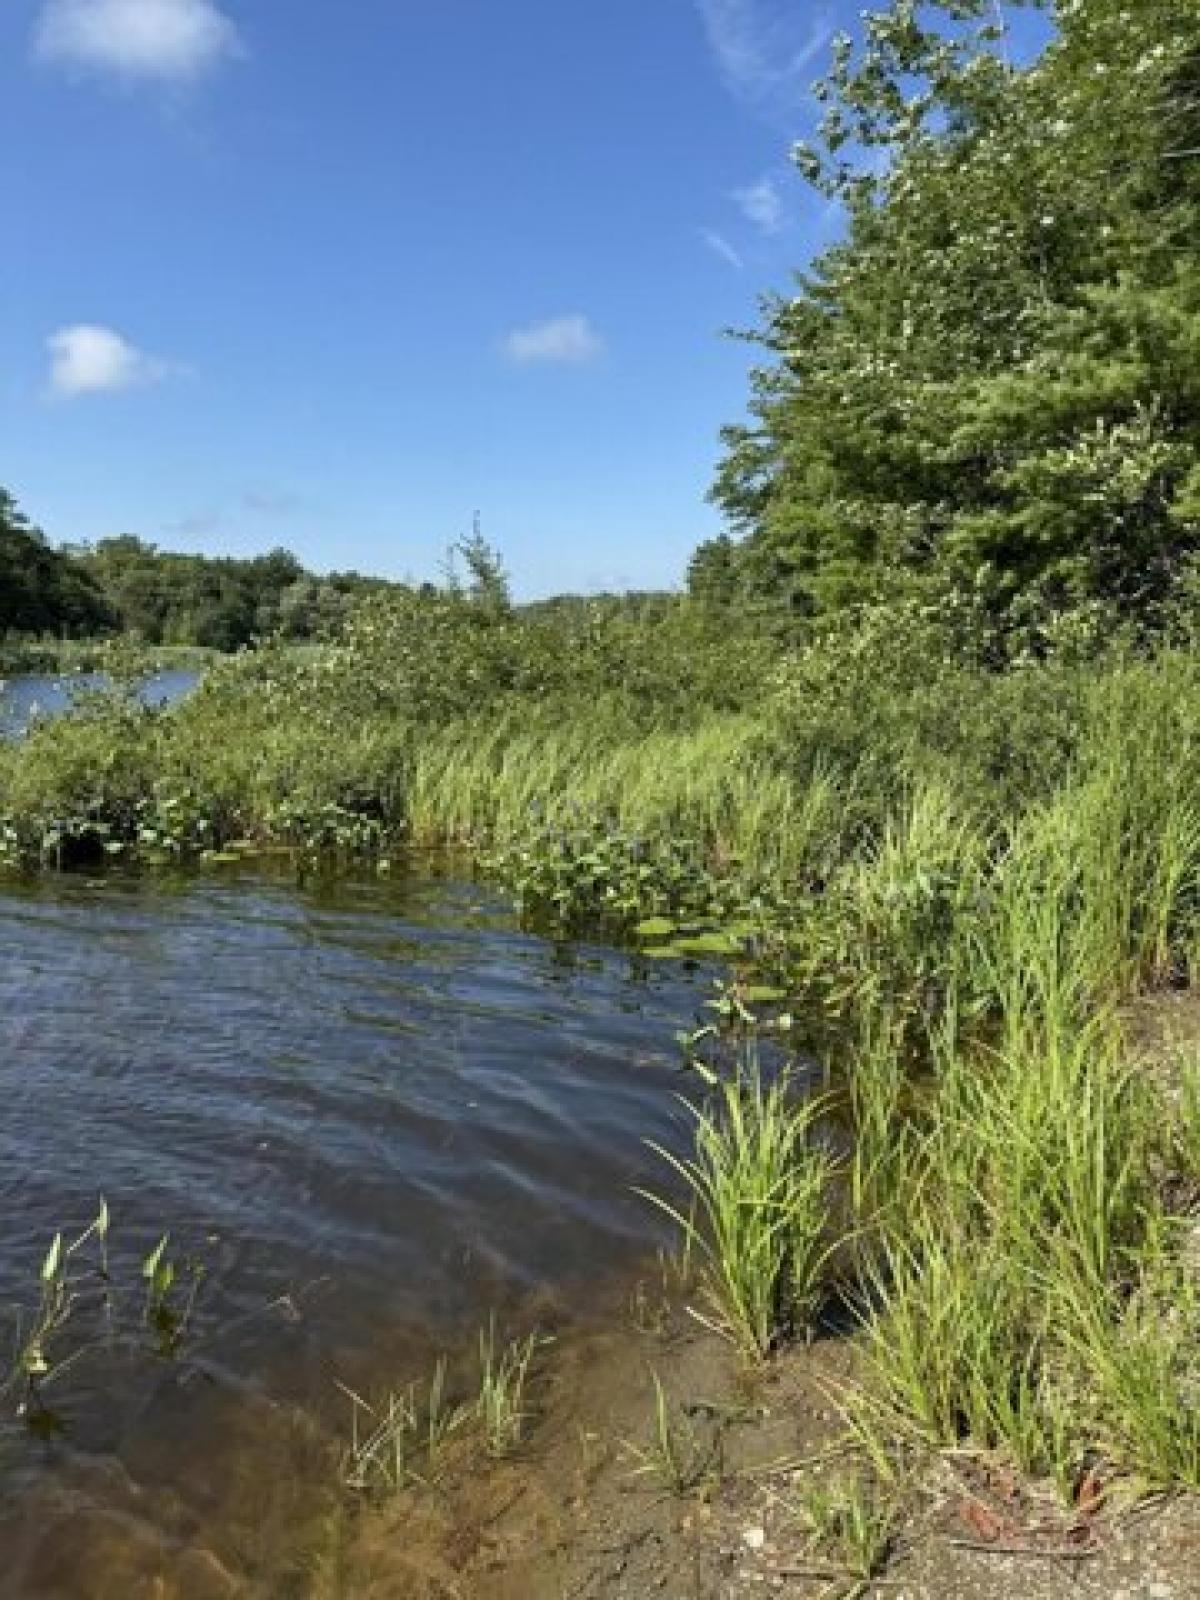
[47,324,173,397]
[734,175,784,233]
[502,314,604,366]
[701,228,745,271]
[697,0,832,119]
[35,0,242,82]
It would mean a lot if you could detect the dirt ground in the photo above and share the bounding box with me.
[324,1291,1200,1600]
[12,1254,1200,1600]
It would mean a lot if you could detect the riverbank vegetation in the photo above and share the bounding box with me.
[4,0,1200,1572]
[6,546,1200,1504]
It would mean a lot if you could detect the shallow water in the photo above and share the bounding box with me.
[0,867,708,1593]
[0,668,199,737]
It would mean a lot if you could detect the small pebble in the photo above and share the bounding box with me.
[742,1527,766,1551]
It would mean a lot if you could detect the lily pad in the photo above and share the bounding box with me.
[665,932,745,958]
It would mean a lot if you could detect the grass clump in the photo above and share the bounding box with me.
[339,1358,469,1495]
[622,1370,723,1496]
[1052,1236,1200,1492]
[642,1061,833,1362]
[476,1319,542,1458]
[793,1469,898,1583]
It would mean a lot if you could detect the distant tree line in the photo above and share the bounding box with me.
[73,535,401,651]
[0,491,404,650]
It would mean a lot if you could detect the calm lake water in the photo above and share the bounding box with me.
[0,867,706,1593]
[0,668,200,738]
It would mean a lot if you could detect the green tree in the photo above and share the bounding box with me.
[712,0,1200,651]
[456,527,512,616]
[0,490,111,636]
[687,534,740,611]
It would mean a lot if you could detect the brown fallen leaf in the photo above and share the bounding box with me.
[958,1498,1012,1544]
[1075,1467,1107,1517]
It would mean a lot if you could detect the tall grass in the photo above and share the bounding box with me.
[476,1320,541,1458]
[642,1062,833,1361]
[630,648,1200,1501]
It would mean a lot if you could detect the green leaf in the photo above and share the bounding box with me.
[142,1233,170,1282]
[668,932,743,958]
[41,1233,62,1285]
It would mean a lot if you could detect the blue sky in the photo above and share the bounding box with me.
[0,1,1028,596]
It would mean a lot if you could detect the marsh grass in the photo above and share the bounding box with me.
[622,1370,723,1495]
[793,1468,898,1582]
[850,1224,1080,1485]
[1051,1233,1200,1491]
[641,1062,834,1361]
[476,1319,542,1458]
[339,1358,469,1494]
[844,1009,920,1264]
[1176,1053,1200,1181]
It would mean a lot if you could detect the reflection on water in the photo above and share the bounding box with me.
[0,868,707,1593]
[0,669,199,738]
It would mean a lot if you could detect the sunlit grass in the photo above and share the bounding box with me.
[792,1468,899,1582]
[339,1358,469,1494]
[641,1061,834,1361]
[476,1319,542,1458]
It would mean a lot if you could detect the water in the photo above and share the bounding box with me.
[0,669,200,738]
[0,867,708,1593]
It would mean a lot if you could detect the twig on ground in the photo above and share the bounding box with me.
[946,1538,1100,1560]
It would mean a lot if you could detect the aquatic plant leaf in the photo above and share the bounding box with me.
[142,1234,170,1283]
[41,1234,62,1285]
[666,933,743,958]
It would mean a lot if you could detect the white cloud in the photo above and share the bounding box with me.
[502,314,604,366]
[701,228,744,271]
[697,0,832,117]
[47,324,172,397]
[35,0,241,82]
[734,175,784,233]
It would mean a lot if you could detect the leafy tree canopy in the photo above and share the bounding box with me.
[705,0,1200,655]
[0,491,112,637]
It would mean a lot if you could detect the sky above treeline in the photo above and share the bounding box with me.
[2,0,1044,597]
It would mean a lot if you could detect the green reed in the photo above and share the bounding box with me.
[641,1061,834,1361]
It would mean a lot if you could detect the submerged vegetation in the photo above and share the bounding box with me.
[339,1322,545,1496]
[2,1203,208,1431]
